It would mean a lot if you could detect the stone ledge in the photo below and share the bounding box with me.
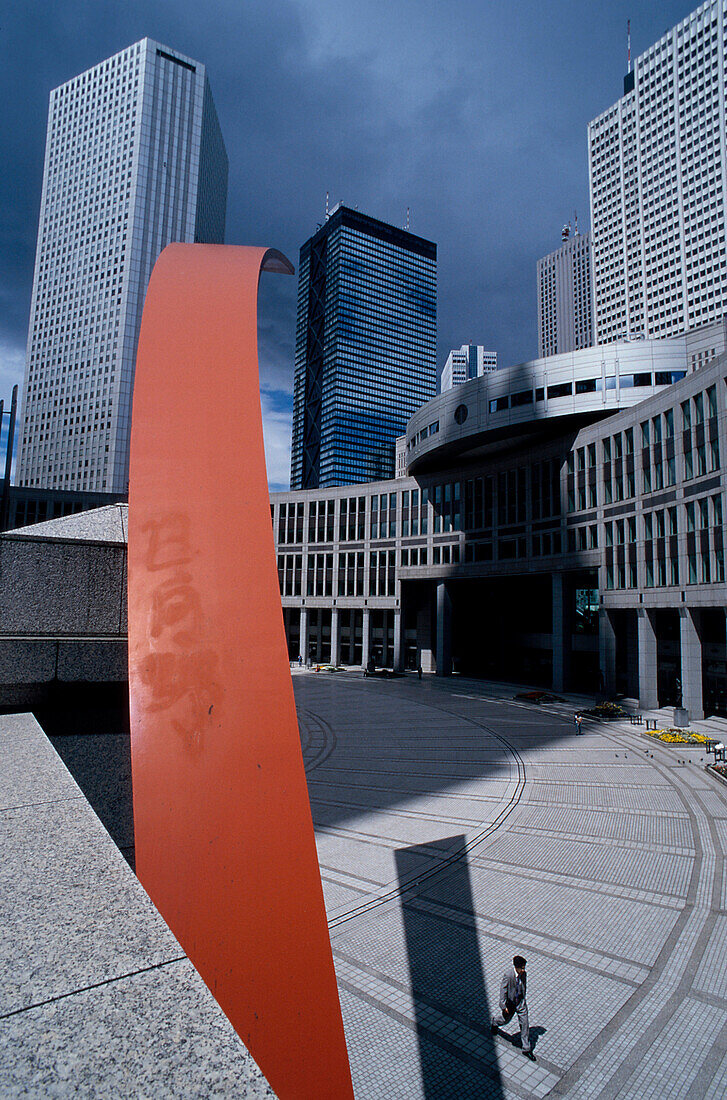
[0,712,275,1098]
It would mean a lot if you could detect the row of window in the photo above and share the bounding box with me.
[277,550,396,598]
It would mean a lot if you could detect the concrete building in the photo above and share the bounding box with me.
[16,39,228,494]
[273,324,727,720]
[290,204,437,489]
[3,327,726,723]
[589,0,727,345]
[537,230,594,357]
[440,345,497,391]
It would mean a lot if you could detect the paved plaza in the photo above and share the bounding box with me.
[295,672,727,1099]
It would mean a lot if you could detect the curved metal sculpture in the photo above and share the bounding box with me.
[128,244,353,1099]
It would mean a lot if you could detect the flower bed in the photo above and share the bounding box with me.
[514,691,564,703]
[585,702,629,720]
[643,727,707,745]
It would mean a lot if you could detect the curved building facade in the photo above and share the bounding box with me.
[273,328,727,720]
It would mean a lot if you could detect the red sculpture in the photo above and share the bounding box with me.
[127,244,353,1099]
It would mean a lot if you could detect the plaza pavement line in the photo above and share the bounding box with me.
[295,675,727,1098]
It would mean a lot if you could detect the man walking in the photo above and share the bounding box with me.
[574,712,583,734]
[491,955,535,1060]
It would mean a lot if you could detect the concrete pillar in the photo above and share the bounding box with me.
[299,607,308,663]
[330,608,340,667]
[599,608,617,696]
[551,572,569,693]
[393,610,403,672]
[436,582,452,677]
[362,607,371,668]
[349,612,356,665]
[624,611,639,698]
[680,607,704,720]
[315,611,323,662]
[416,598,434,673]
[637,609,659,711]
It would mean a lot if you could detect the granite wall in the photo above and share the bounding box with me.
[0,532,128,705]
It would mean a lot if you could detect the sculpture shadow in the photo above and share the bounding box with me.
[395,839,505,1099]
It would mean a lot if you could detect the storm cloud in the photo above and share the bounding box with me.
[1,0,692,488]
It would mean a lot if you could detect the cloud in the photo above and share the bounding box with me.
[0,0,696,436]
[261,387,293,492]
[0,333,26,401]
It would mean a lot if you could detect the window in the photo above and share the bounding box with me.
[694,392,704,424]
[668,507,678,535]
[710,439,721,470]
[707,384,717,418]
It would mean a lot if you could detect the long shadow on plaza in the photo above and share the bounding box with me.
[26,673,581,873]
[396,840,505,1099]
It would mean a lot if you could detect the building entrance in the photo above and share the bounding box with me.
[448,575,553,685]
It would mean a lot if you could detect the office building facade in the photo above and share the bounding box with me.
[537,231,594,357]
[17,39,228,493]
[290,204,436,490]
[440,345,497,391]
[589,0,727,345]
[274,323,727,720]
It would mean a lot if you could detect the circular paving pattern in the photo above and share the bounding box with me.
[295,672,727,1100]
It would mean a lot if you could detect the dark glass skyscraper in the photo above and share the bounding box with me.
[290,204,436,489]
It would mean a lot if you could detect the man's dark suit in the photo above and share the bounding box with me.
[491,967,530,1052]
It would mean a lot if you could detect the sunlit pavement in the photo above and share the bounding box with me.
[295,672,727,1100]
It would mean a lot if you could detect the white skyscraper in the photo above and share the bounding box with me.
[440,345,497,391]
[537,229,594,357]
[17,39,228,492]
[589,0,727,346]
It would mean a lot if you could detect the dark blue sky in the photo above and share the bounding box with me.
[1,1,694,488]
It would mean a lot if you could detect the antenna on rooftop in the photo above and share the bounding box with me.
[325,191,329,219]
[405,207,410,231]
[627,19,631,73]
[574,210,579,235]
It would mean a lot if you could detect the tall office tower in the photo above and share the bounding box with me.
[589,1,727,346]
[537,229,594,357]
[17,39,228,492]
[290,203,436,489]
[440,344,497,390]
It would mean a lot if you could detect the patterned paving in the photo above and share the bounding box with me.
[295,672,727,1099]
